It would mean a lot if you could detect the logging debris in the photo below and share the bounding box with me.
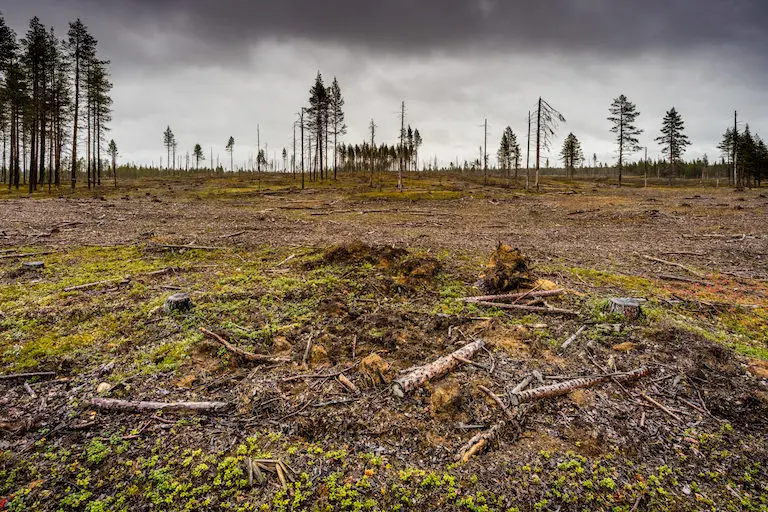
[475,243,534,294]
[91,398,230,413]
[200,327,288,364]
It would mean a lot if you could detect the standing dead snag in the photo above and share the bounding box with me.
[509,367,650,406]
[391,339,486,397]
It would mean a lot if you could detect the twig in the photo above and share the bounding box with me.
[23,382,36,398]
[220,231,247,239]
[63,278,129,292]
[472,301,579,316]
[281,365,357,382]
[511,375,533,394]
[0,251,56,260]
[561,325,586,350]
[640,392,682,422]
[200,327,287,364]
[478,385,515,421]
[642,255,704,279]
[511,283,541,305]
[0,371,56,381]
[462,289,564,303]
[276,254,297,267]
[656,274,708,285]
[151,243,228,251]
[91,398,230,413]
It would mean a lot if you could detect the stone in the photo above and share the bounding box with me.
[164,292,192,313]
[96,382,112,394]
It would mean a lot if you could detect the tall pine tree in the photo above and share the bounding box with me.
[608,94,642,186]
[655,107,691,169]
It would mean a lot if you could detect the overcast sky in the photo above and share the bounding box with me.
[3,0,768,168]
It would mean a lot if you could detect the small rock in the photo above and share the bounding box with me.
[164,292,192,313]
[96,382,112,394]
[21,261,45,270]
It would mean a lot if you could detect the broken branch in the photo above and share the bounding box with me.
[472,301,579,316]
[561,325,587,350]
[200,327,287,364]
[91,397,230,413]
[642,255,705,279]
[0,371,56,381]
[478,385,515,421]
[456,421,505,462]
[462,289,564,303]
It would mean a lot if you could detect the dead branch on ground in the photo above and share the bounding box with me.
[91,398,230,413]
[200,327,288,364]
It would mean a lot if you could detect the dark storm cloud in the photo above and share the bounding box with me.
[87,0,768,52]
[6,0,768,57]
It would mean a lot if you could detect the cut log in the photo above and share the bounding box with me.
[164,292,192,313]
[21,261,45,270]
[91,397,229,413]
[392,339,486,397]
[0,371,56,381]
[456,421,505,462]
[608,298,644,321]
[462,289,564,303]
[510,367,650,406]
[200,327,287,364]
[472,301,578,316]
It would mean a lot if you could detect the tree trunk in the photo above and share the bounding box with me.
[392,339,486,397]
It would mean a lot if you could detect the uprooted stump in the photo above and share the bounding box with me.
[165,292,192,313]
[475,243,534,294]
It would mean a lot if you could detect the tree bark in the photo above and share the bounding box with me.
[509,367,650,406]
[392,339,485,397]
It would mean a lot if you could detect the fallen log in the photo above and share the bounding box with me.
[151,243,228,251]
[91,397,229,413]
[472,301,578,316]
[509,367,650,406]
[392,339,486,397]
[200,327,287,364]
[462,289,564,303]
[456,421,505,462]
[0,371,56,381]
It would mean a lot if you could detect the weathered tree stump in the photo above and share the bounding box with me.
[21,261,45,270]
[164,292,192,313]
[609,298,643,321]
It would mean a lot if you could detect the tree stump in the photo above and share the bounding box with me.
[21,261,45,270]
[608,298,643,321]
[164,292,192,313]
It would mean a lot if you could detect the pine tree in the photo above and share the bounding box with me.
[193,143,204,170]
[307,73,328,181]
[608,95,642,186]
[106,138,117,187]
[655,107,691,168]
[497,131,510,173]
[560,133,584,178]
[225,136,235,171]
[717,128,736,167]
[67,18,96,189]
[163,126,174,170]
[328,76,346,180]
[413,129,422,171]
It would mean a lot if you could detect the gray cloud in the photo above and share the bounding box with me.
[2,1,767,168]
